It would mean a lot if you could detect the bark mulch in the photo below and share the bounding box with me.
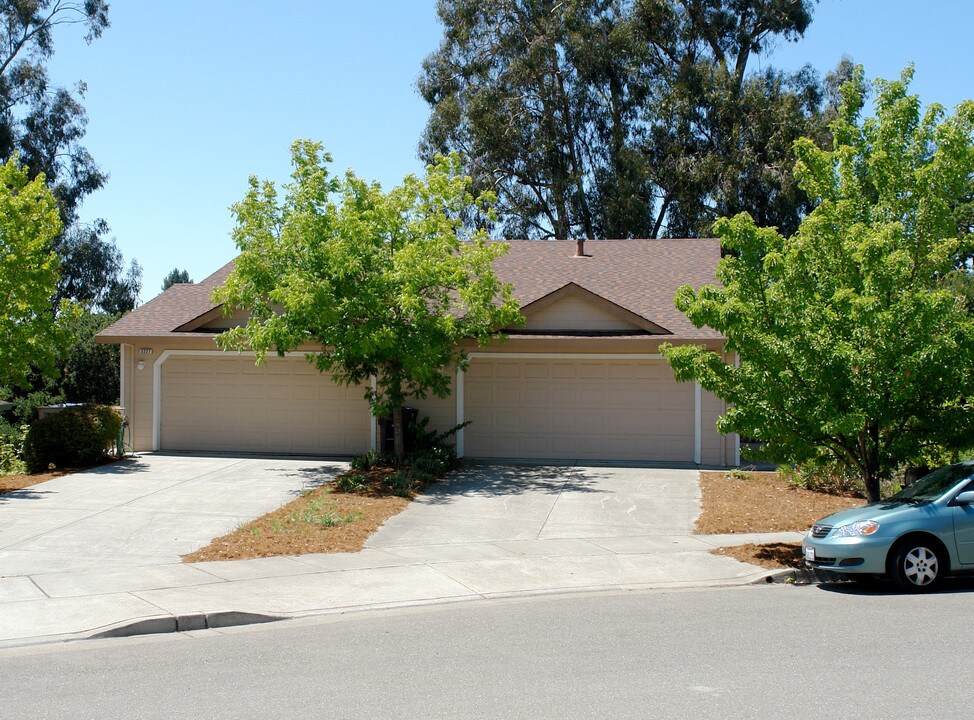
[182,469,426,562]
[0,467,102,495]
[698,470,864,569]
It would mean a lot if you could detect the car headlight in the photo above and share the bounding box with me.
[831,520,880,537]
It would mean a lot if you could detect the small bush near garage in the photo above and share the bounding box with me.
[779,462,903,499]
[23,405,122,473]
[341,420,464,498]
[0,423,28,476]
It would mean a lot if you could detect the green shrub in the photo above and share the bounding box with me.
[23,405,122,473]
[779,463,863,497]
[0,424,27,476]
[350,449,394,472]
[382,470,417,498]
[334,472,367,493]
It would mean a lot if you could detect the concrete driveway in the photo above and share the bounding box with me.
[0,454,347,576]
[0,459,794,646]
[370,463,700,547]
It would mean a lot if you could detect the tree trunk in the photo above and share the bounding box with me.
[862,421,882,503]
[863,468,881,504]
[392,404,405,462]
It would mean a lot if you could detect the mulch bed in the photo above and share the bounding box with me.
[182,467,433,562]
[696,470,863,535]
[698,470,864,570]
[712,541,804,569]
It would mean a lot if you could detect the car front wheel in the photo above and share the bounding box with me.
[889,541,943,592]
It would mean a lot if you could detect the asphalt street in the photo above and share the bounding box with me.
[3,581,971,719]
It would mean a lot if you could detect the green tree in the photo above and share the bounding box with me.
[0,1,139,311]
[0,157,64,389]
[213,141,524,459]
[661,66,974,503]
[0,0,109,225]
[420,0,828,240]
[162,268,192,291]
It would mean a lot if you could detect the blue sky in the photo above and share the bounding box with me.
[48,1,974,302]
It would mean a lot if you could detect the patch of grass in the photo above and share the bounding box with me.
[292,496,363,527]
[696,470,863,535]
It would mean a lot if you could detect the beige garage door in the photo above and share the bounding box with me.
[464,358,693,462]
[161,355,370,454]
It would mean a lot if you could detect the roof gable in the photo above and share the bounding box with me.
[518,282,670,334]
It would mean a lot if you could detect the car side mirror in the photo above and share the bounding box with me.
[953,491,974,505]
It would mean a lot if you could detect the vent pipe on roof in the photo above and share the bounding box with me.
[573,239,589,258]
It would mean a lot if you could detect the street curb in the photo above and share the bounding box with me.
[755,567,846,585]
[87,611,285,640]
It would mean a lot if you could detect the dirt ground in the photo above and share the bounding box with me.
[1,469,77,495]
[698,470,863,569]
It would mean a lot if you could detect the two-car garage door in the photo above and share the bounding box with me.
[462,357,694,462]
[160,355,370,454]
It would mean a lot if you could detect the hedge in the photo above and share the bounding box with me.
[24,405,122,473]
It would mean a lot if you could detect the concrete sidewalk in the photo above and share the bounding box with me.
[0,458,800,648]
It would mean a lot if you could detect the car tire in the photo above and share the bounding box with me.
[889,540,944,592]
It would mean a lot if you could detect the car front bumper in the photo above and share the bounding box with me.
[801,534,893,575]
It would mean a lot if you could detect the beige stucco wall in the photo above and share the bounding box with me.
[524,295,636,331]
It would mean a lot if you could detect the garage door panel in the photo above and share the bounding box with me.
[161,355,370,455]
[551,363,576,378]
[465,358,694,462]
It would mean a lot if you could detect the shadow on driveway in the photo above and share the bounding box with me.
[418,463,609,506]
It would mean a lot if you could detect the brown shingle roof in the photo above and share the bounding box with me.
[96,260,235,339]
[496,239,720,339]
[97,240,721,341]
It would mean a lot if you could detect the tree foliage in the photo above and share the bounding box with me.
[0,1,139,311]
[0,157,65,389]
[213,141,524,458]
[662,66,974,502]
[0,0,109,224]
[162,267,192,291]
[420,0,836,240]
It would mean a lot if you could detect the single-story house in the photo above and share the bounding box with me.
[96,238,738,465]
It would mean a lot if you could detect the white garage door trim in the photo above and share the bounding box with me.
[152,350,378,452]
[456,352,701,463]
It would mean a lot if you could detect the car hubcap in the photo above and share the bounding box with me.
[904,547,938,586]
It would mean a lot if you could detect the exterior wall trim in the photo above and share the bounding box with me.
[119,344,127,415]
[456,366,465,457]
[694,381,702,465]
[370,375,377,452]
[468,352,664,361]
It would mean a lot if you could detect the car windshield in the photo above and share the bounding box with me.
[889,464,974,503]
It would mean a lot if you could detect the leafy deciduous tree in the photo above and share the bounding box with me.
[0,157,65,389]
[662,66,974,502]
[213,141,524,459]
